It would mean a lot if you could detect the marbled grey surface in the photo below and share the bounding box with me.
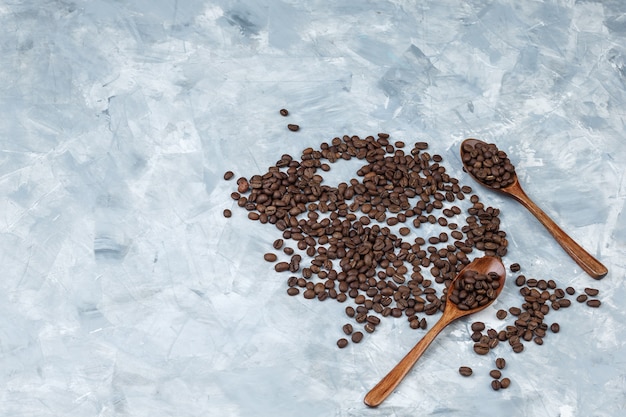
[1,1,625,416]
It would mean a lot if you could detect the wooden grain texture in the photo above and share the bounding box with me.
[364,256,505,407]
[461,138,608,279]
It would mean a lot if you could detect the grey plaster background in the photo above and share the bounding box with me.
[1,1,625,416]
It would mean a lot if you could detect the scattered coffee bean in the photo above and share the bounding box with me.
[287,288,299,296]
[223,209,232,218]
[576,294,588,303]
[495,358,506,369]
[264,253,277,262]
[584,288,599,296]
[459,366,473,377]
[223,171,235,180]
[500,377,511,388]
[510,263,521,272]
[274,262,289,272]
[351,331,364,343]
[550,323,560,333]
[337,338,348,348]
[566,286,575,295]
[515,275,526,286]
[586,299,601,308]
[473,342,490,355]
[236,177,249,193]
[491,379,502,391]
[471,322,486,332]
[287,124,300,132]
[496,309,508,320]
[279,108,289,116]
[490,369,502,379]
[342,323,353,335]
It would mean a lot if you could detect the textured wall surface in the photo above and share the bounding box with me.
[1,1,625,416]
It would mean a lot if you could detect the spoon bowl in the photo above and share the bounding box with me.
[460,138,607,279]
[364,256,506,408]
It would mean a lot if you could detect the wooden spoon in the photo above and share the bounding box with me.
[364,256,505,408]
[460,138,607,279]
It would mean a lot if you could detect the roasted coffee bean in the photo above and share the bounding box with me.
[510,263,521,272]
[343,323,353,335]
[223,209,232,218]
[471,331,483,342]
[471,322,486,332]
[224,171,235,180]
[273,239,284,249]
[509,307,521,316]
[279,108,289,116]
[461,141,516,189]
[515,275,526,286]
[500,377,511,389]
[274,262,289,272]
[566,286,575,295]
[345,306,356,318]
[491,379,501,391]
[512,343,524,353]
[496,309,508,320]
[264,253,277,262]
[495,358,506,370]
[364,323,376,333]
[287,124,300,132]
[337,338,348,348]
[351,331,364,343]
[550,323,560,333]
[584,288,599,296]
[534,337,543,345]
[586,299,601,308]
[303,289,315,299]
[237,177,249,193]
[283,247,294,255]
[459,366,473,377]
[490,370,502,379]
[576,294,588,303]
[287,288,299,296]
[473,342,490,355]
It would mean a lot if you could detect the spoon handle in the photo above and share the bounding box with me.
[364,312,453,407]
[508,183,608,279]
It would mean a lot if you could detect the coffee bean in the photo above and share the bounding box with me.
[459,366,473,377]
[471,322,486,332]
[515,275,526,286]
[473,342,490,355]
[491,379,501,391]
[461,141,516,189]
[510,263,521,272]
[496,309,508,320]
[490,370,502,379]
[509,307,521,316]
[500,377,511,389]
[364,323,376,333]
[287,287,299,296]
[264,253,277,262]
[342,323,353,335]
[550,323,560,333]
[495,358,506,369]
[279,108,289,116]
[584,288,599,296]
[586,299,601,308]
[283,247,294,255]
[576,294,588,303]
[237,177,249,193]
[512,343,524,353]
[351,331,364,343]
[345,306,355,318]
[337,338,348,348]
[273,239,284,250]
[274,262,289,272]
[223,209,232,218]
[534,337,543,345]
[566,286,575,295]
[224,171,234,180]
[287,124,300,132]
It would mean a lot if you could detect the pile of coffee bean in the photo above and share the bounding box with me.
[461,141,516,188]
[459,261,602,391]
[447,270,501,311]
[224,130,509,349]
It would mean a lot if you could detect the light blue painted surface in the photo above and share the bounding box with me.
[0,1,624,416]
